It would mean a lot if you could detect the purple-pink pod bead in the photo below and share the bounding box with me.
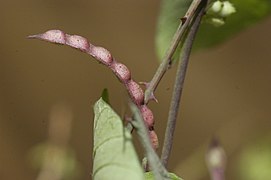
[39,30,66,44]
[66,35,90,51]
[149,130,159,150]
[112,62,131,83]
[140,105,154,128]
[91,46,113,65]
[126,80,144,105]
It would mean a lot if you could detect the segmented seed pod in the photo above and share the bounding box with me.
[140,105,154,128]
[149,130,159,150]
[91,46,113,65]
[126,80,144,105]
[66,34,90,51]
[29,30,66,44]
[111,62,131,83]
[29,29,159,150]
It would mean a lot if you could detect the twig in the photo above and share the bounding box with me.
[144,0,203,104]
[130,103,169,180]
[161,1,207,167]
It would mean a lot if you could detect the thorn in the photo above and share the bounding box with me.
[139,81,150,89]
[149,92,158,103]
[168,59,173,69]
[180,17,187,24]
[139,82,158,103]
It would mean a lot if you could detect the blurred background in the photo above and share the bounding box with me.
[1,0,271,179]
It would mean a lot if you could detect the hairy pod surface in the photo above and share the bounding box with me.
[66,35,90,51]
[149,130,159,150]
[36,30,66,44]
[91,46,113,65]
[126,80,144,106]
[140,105,154,128]
[112,62,131,83]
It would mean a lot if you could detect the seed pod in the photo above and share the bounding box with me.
[91,46,113,65]
[112,62,131,83]
[140,105,154,128]
[29,30,159,149]
[28,29,66,44]
[66,34,90,51]
[149,130,159,150]
[126,80,144,105]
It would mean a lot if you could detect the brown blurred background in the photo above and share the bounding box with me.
[1,0,271,179]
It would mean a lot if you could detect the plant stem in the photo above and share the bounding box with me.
[130,103,169,180]
[161,2,207,167]
[144,0,203,104]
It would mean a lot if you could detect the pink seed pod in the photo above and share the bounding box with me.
[112,62,131,82]
[66,34,90,51]
[28,30,66,44]
[149,130,159,150]
[91,46,113,65]
[140,105,154,128]
[29,29,159,150]
[126,80,144,105]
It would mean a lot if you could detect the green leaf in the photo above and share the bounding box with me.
[156,0,271,61]
[144,172,183,180]
[92,98,144,180]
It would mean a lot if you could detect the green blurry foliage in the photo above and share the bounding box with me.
[144,172,183,180]
[29,143,81,179]
[239,135,271,179]
[156,0,271,61]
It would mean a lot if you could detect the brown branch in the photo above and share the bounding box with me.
[161,0,208,167]
[144,0,204,104]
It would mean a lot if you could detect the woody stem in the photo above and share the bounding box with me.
[161,1,207,167]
